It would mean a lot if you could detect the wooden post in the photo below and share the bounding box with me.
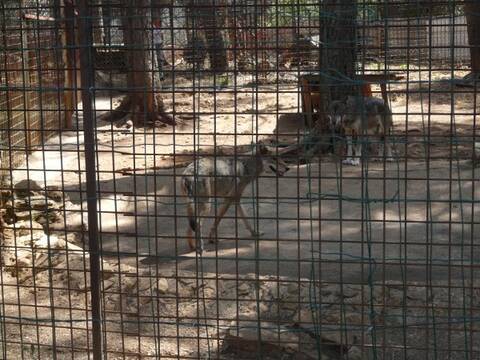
[319,0,358,125]
[301,77,313,128]
[465,1,480,74]
[20,2,33,148]
[62,0,76,129]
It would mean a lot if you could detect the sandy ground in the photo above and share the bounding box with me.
[4,69,480,358]
[12,70,480,281]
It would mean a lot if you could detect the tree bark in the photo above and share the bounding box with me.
[102,0,175,126]
[317,0,357,126]
[187,0,228,73]
[465,1,480,74]
[321,0,357,100]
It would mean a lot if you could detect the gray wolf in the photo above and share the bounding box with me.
[327,96,394,165]
[181,144,289,252]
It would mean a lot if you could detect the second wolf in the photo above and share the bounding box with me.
[328,96,394,165]
[181,144,289,252]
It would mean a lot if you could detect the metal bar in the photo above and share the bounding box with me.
[76,0,103,358]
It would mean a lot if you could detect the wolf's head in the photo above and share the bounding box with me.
[255,142,289,176]
[327,100,346,131]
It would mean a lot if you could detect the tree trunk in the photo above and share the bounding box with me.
[317,0,357,127]
[187,0,228,73]
[102,0,175,126]
[465,1,480,74]
[299,0,357,158]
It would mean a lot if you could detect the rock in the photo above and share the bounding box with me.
[178,283,193,299]
[70,272,90,291]
[63,200,82,211]
[45,186,64,202]
[27,196,56,211]
[3,205,16,224]
[35,210,63,226]
[157,278,169,294]
[34,233,63,249]
[121,276,138,294]
[295,307,314,324]
[335,285,359,300]
[237,282,251,296]
[0,189,12,200]
[15,210,42,222]
[258,302,271,317]
[280,298,299,312]
[17,234,41,247]
[13,199,29,211]
[474,142,480,166]
[386,287,406,306]
[64,232,83,247]
[33,234,85,270]
[220,321,348,359]
[103,278,115,291]
[14,179,43,196]
[7,220,44,239]
[137,277,154,292]
[49,213,85,233]
[286,282,298,294]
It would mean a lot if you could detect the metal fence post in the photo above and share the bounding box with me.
[76,0,103,358]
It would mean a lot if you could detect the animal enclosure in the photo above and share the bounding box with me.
[1,0,479,359]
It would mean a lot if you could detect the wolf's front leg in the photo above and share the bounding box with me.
[352,139,362,166]
[343,136,358,165]
[376,137,395,162]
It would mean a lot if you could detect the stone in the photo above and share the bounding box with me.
[28,196,56,211]
[7,220,44,239]
[295,307,315,324]
[137,277,155,292]
[237,282,251,296]
[386,287,406,306]
[280,298,299,312]
[258,302,271,317]
[2,206,16,224]
[14,179,43,196]
[286,282,298,294]
[474,142,480,165]
[64,232,83,247]
[15,210,41,222]
[16,234,39,247]
[34,233,63,249]
[220,321,350,360]
[35,210,63,226]
[31,234,87,272]
[70,272,90,291]
[341,286,360,299]
[0,189,12,200]
[45,186,64,202]
[9,248,33,268]
[13,199,29,211]
[50,213,85,233]
[177,283,193,299]
[63,200,82,211]
[157,278,169,294]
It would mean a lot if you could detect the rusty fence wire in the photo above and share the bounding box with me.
[1,0,480,359]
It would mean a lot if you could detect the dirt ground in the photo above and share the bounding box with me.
[3,69,480,358]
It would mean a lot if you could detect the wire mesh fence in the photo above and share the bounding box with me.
[1,0,479,359]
